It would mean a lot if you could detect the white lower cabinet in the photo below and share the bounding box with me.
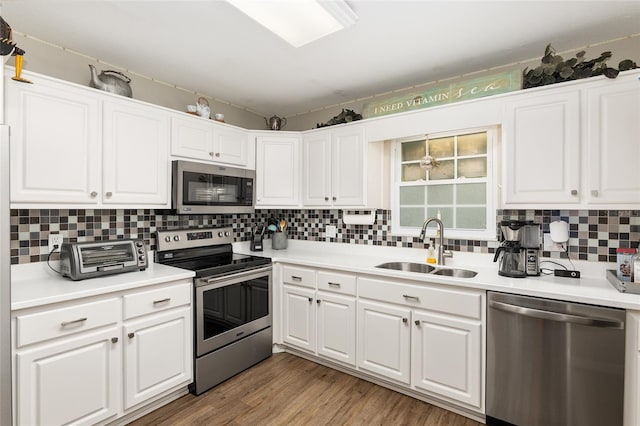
[123,306,192,410]
[357,299,411,384]
[12,279,193,426]
[15,327,121,426]
[412,310,482,408]
[281,265,357,367]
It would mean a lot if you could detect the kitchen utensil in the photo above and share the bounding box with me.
[267,224,277,232]
[88,64,132,97]
[280,219,287,232]
[196,97,210,119]
[265,115,287,130]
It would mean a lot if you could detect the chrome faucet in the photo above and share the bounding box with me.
[419,217,453,265]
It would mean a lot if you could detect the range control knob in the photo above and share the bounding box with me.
[139,255,145,261]
[138,248,144,254]
[135,241,143,247]
[224,231,230,237]
[218,231,224,237]
[164,236,171,243]
[173,235,180,242]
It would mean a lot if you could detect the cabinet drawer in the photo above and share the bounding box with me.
[15,298,119,348]
[358,277,482,320]
[123,281,192,320]
[317,270,356,295]
[282,265,316,288]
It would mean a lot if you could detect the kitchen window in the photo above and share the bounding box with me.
[391,126,498,240]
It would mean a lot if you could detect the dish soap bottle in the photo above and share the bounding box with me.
[426,240,437,264]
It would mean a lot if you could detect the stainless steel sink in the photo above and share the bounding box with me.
[375,262,477,278]
[431,268,478,278]
[376,262,436,274]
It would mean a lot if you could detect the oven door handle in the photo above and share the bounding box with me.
[489,300,624,329]
[196,265,273,288]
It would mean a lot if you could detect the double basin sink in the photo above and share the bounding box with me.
[376,262,477,278]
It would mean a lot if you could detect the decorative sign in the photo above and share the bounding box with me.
[362,70,522,118]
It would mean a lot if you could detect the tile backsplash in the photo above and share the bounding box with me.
[10,208,640,264]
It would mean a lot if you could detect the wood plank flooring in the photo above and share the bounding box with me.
[128,353,482,426]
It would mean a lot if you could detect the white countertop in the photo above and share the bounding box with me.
[11,260,195,311]
[234,239,640,311]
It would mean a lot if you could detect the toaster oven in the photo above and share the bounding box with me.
[59,239,148,280]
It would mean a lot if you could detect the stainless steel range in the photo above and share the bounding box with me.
[155,227,272,395]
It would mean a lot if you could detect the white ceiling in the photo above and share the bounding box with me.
[2,1,639,117]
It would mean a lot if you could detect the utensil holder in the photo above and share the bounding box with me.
[272,232,288,250]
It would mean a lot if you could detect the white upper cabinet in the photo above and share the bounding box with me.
[255,134,301,207]
[6,71,171,208]
[171,115,249,167]
[7,74,101,205]
[502,72,640,207]
[103,100,170,206]
[302,125,385,208]
[585,77,640,205]
[502,88,581,205]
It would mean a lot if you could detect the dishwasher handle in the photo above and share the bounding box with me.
[489,300,624,329]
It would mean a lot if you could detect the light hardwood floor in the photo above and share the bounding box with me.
[128,353,482,426]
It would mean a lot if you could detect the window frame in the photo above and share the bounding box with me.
[390,125,499,241]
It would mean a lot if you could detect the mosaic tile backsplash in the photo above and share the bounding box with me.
[10,208,640,264]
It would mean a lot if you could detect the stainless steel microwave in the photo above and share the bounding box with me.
[172,160,255,214]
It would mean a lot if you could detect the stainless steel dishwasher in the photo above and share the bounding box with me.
[487,291,626,426]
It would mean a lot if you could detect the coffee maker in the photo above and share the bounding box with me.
[493,220,541,277]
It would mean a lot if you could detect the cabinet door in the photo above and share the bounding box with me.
[15,327,121,426]
[171,115,214,161]
[7,76,101,204]
[123,307,192,410]
[332,127,365,206]
[586,78,640,205]
[316,292,356,366]
[102,100,170,206]
[503,90,580,204]
[302,131,332,206]
[357,299,411,384]
[214,125,248,166]
[282,285,315,352]
[255,136,300,206]
[412,310,482,409]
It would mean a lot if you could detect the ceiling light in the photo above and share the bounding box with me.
[227,0,357,47]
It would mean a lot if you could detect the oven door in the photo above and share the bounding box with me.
[195,266,272,357]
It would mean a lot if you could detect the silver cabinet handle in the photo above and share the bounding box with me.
[215,152,220,157]
[153,297,171,305]
[291,276,302,281]
[571,189,578,196]
[332,196,337,201]
[105,191,112,197]
[414,320,420,326]
[128,332,135,339]
[489,300,624,329]
[325,197,329,201]
[90,191,98,198]
[402,318,408,324]
[328,282,341,287]
[403,295,420,301]
[591,190,599,197]
[209,152,214,157]
[316,299,321,305]
[61,317,87,327]
[307,297,313,303]
[111,337,118,343]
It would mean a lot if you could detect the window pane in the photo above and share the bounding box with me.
[428,160,454,180]
[458,158,486,178]
[428,137,454,158]
[457,183,486,205]
[400,207,425,227]
[456,207,486,229]
[458,132,487,156]
[400,186,425,205]
[426,207,453,228]
[426,184,453,204]
[402,140,425,162]
[402,163,425,182]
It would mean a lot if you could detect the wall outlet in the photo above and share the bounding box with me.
[543,233,564,252]
[48,233,64,252]
[326,225,337,239]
